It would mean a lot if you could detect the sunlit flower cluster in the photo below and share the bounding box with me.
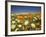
[11,13,41,31]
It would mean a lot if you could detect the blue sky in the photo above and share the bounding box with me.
[11,5,41,13]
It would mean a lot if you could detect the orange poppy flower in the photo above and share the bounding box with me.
[17,15,24,21]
